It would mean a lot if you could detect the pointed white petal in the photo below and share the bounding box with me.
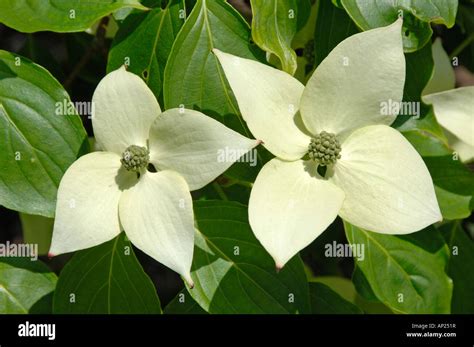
[331,125,442,234]
[249,158,344,269]
[92,66,161,155]
[423,86,474,147]
[50,152,136,255]
[422,38,456,95]
[119,171,194,285]
[213,49,310,160]
[149,108,259,190]
[300,19,405,138]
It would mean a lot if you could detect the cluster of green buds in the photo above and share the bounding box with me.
[308,131,341,166]
[121,145,150,172]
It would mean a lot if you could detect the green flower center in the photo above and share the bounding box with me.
[121,145,150,172]
[308,131,341,166]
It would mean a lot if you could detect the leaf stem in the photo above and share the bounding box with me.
[226,178,253,188]
[212,181,229,201]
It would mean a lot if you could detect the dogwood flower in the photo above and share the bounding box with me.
[422,38,474,162]
[49,66,259,284]
[214,19,442,269]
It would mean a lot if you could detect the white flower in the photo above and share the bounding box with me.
[214,19,442,269]
[49,67,259,285]
[422,38,474,162]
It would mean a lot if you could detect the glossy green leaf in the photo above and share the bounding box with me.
[0,0,147,33]
[403,130,473,220]
[107,1,185,99]
[409,0,458,27]
[164,289,207,314]
[0,258,57,314]
[440,222,474,314]
[0,51,88,217]
[424,155,474,196]
[250,0,309,75]
[341,0,441,52]
[351,268,394,313]
[434,186,472,220]
[163,0,266,182]
[309,282,363,314]
[313,0,359,68]
[188,200,311,314]
[402,130,451,157]
[351,266,379,302]
[345,222,453,313]
[163,0,258,117]
[53,233,162,313]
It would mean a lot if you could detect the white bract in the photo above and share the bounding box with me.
[422,38,474,162]
[215,19,442,269]
[49,66,259,285]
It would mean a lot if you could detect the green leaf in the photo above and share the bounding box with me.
[402,130,451,157]
[341,0,437,52]
[440,222,474,314]
[314,0,359,68]
[424,155,474,196]
[351,266,379,302]
[344,222,453,313]
[0,0,147,33]
[309,282,363,314]
[311,276,358,303]
[163,0,266,182]
[53,233,162,313]
[250,0,308,75]
[107,1,185,100]
[348,269,394,313]
[409,0,458,27]
[403,130,473,220]
[163,0,258,117]
[19,213,53,255]
[188,200,311,314]
[426,154,474,217]
[164,289,207,314]
[0,258,57,314]
[434,186,472,220]
[0,51,88,217]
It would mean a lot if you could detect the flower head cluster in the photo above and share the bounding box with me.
[215,18,442,269]
[49,67,259,285]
